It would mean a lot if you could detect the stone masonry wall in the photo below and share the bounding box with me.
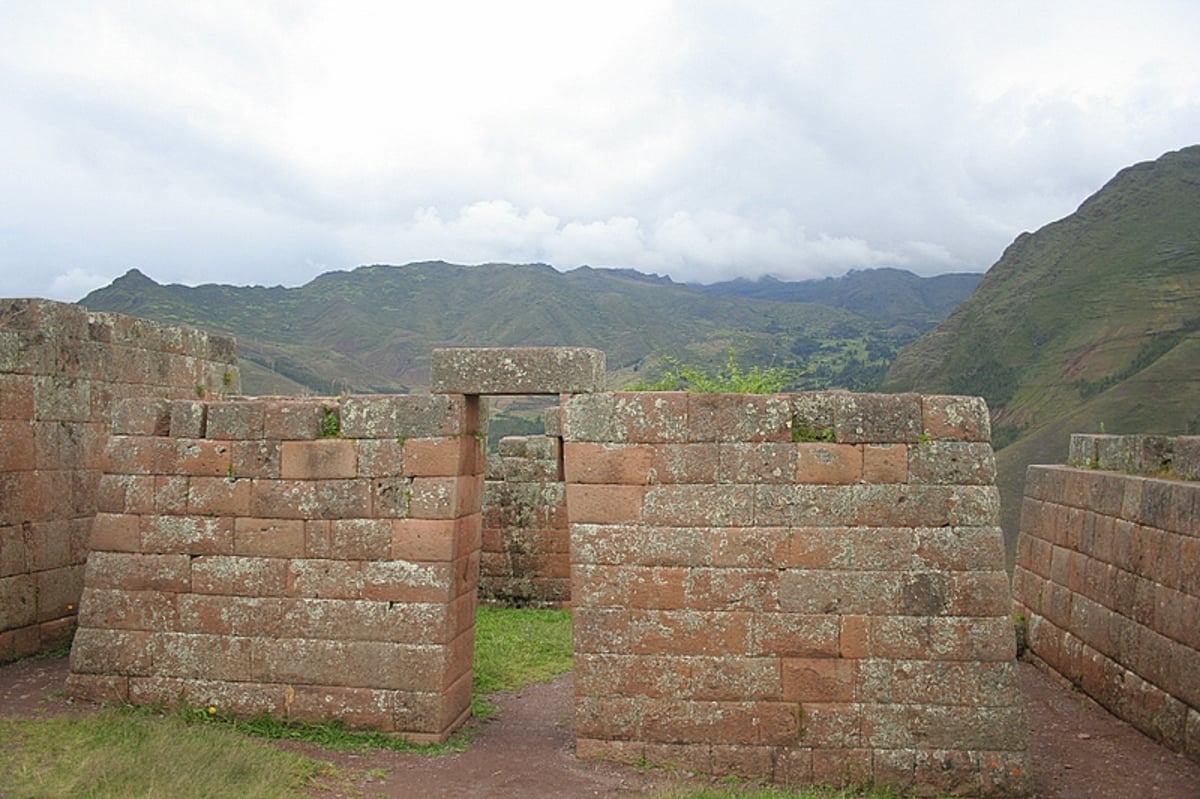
[1,299,238,662]
[480,434,569,607]
[67,394,484,742]
[1013,434,1200,762]
[563,391,1030,796]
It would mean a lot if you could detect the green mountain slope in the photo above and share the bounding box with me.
[80,262,976,397]
[699,268,981,331]
[883,144,1200,553]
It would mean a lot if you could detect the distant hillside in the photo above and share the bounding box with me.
[883,145,1200,554]
[700,268,981,333]
[80,262,977,397]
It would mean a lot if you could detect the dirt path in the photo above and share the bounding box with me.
[2,656,1198,798]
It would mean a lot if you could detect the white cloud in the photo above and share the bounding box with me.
[1,1,1198,298]
[48,269,114,301]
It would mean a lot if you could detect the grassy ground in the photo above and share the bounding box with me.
[0,709,334,798]
[471,606,573,716]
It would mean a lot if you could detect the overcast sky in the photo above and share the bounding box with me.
[3,1,1198,302]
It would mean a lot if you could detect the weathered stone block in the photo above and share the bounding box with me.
[169,400,207,438]
[111,398,172,436]
[907,440,996,485]
[829,392,923,444]
[192,555,287,596]
[687,394,794,443]
[0,373,35,420]
[922,395,992,442]
[341,394,467,439]
[431,347,605,395]
[207,401,264,440]
[262,399,330,440]
[280,439,357,479]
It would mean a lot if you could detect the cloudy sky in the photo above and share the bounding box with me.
[2,1,1198,302]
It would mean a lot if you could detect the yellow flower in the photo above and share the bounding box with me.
[206,706,218,716]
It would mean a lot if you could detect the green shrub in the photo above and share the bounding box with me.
[628,349,795,394]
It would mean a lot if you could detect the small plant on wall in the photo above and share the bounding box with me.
[319,405,340,438]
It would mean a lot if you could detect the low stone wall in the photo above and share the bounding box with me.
[67,394,484,742]
[0,299,238,662]
[564,391,1030,796]
[1013,434,1200,762]
[480,434,569,607]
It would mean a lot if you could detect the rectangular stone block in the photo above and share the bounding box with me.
[141,515,234,555]
[921,395,992,442]
[111,398,172,436]
[0,574,37,629]
[643,484,753,526]
[566,484,646,524]
[569,523,712,567]
[360,558,455,603]
[686,394,794,443]
[84,551,191,592]
[261,399,330,440]
[574,564,687,610]
[230,517,305,558]
[89,511,142,552]
[206,401,264,440]
[169,400,207,438]
[794,443,864,484]
[0,373,35,420]
[173,594,283,637]
[431,347,605,395]
[407,475,481,520]
[286,559,365,600]
[280,439,357,479]
[187,476,251,516]
[191,555,286,596]
[159,439,232,477]
[68,627,153,675]
[149,631,252,681]
[907,441,997,485]
[782,657,857,702]
[77,587,179,632]
[251,478,371,520]
[231,439,281,479]
[391,517,473,562]
[32,375,92,423]
[403,437,472,477]
[340,394,469,439]
[830,392,923,444]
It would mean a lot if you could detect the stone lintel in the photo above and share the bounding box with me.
[431,347,605,396]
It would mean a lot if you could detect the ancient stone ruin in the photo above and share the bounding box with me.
[3,301,1044,795]
[0,299,238,662]
[1014,434,1200,763]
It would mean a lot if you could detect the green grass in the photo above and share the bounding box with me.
[471,606,574,717]
[0,711,333,799]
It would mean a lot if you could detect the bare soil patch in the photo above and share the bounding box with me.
[2,655,1197,798]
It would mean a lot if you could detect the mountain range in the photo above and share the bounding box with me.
[81,263,978,397]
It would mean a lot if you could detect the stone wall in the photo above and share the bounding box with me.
[0,299,238,662]
[563,391,1030,796]
[480,433,569,607]
[67,394,484,742]
[1013,434,1200,763]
